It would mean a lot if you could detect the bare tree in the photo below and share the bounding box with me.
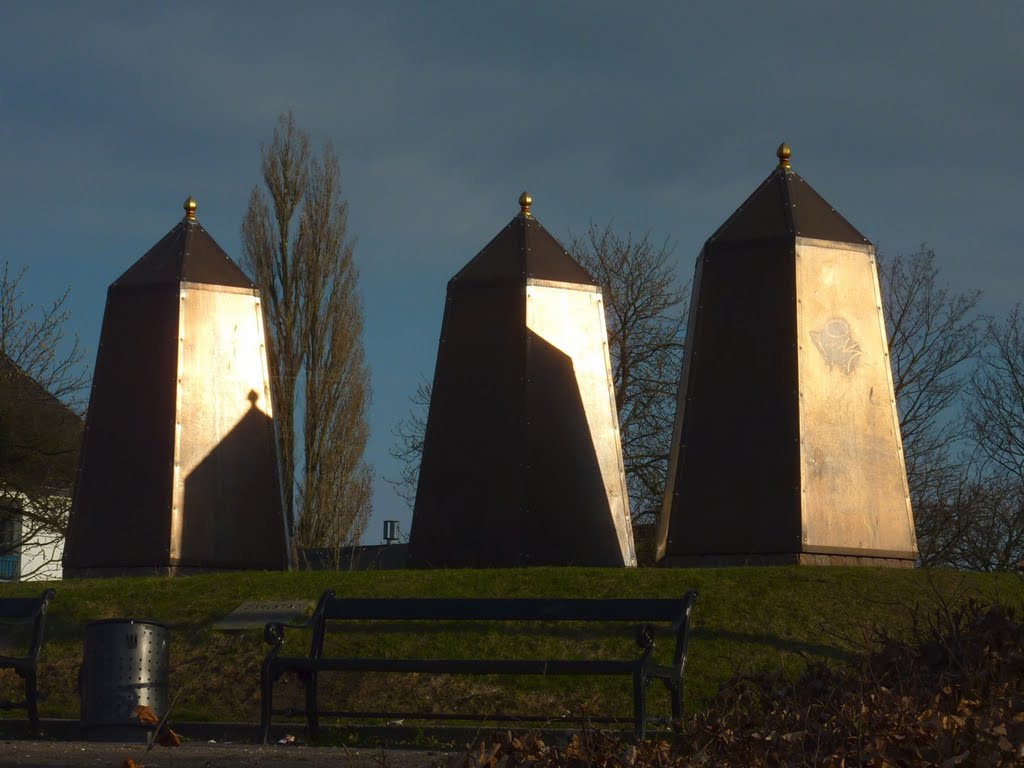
[569,224,688,522]
[878,247,982,565]
[386,376,431,511]
[956,308,1024,570]
[241,112,372,556]
[966,308,1024,479]
[952,471,1024,572]
[0,263,88,578]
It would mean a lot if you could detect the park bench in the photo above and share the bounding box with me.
[0,588,57,733]
[260,589,698,743]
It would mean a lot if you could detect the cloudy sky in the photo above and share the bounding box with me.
[2,2,1021,544]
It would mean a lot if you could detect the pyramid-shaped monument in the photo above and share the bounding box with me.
[408,193,635,567]
[657,146,917,567]
[64,198,289,575]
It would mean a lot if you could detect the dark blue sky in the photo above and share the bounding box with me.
[2,2,1021,543]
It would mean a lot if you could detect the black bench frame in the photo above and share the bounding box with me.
[0,588,56,734]
[260,589,697,743]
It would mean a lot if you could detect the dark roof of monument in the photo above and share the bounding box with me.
[707,146,870,247]
[451,194,596,287]
[113,199,254,290]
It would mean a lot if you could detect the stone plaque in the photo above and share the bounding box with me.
[213,599,314,632]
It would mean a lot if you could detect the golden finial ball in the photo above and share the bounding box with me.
[183,195,198,220]
[519,191,533,217]
[777,142,792,169]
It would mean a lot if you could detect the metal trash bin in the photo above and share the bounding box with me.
[80,619,169,741]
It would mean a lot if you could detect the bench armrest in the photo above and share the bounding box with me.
[262,619,314,648]
[264,588,336,655]
[672,589,699,668]
[29,589,56,662]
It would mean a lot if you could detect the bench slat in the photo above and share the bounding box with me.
[0,599,45,620]
[272,656,637,676]
[321,598,686,623]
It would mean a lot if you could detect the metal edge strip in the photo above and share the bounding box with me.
[793,236,873,255]
[180,281,259,296]
[525,278,601,293]
[801,544,917,559]
[864,245,919,553]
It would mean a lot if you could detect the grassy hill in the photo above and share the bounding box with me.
[1,567,1020,730]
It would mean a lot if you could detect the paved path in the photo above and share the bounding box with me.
[0,740,457,768]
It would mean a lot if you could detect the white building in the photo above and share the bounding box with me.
[0,499,65,581]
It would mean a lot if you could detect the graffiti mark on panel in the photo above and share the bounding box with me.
[810,318,862,375]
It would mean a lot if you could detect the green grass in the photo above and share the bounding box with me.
[1,567,1021,729]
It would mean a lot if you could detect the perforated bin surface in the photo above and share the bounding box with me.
[81,619,169,737]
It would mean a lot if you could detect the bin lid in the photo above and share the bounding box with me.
[86,618,168,629]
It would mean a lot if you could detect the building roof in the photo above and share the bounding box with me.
[707,144,870,247]
[451,193,596,287]
[0,353,82,495]
[113,198,255,289]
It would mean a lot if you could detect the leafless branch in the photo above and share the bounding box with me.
[569,223,688,518]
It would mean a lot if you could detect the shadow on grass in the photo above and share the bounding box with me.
[691,628,857,663]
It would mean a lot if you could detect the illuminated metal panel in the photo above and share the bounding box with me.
[794,238,916,556]
[172,282,284,568]
[526,279,635,566]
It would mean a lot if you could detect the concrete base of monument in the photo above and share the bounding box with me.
[659,550,916,568]
[62,564,289,578]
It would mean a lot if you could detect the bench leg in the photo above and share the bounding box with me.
[632,669,647,742]
[25,670,40,735]
[305,671,320,740]
[259,662,274,744]
[669,679,683,722]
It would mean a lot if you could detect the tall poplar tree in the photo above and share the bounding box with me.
[241,112,372,556]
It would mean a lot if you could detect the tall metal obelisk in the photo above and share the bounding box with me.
[64,197,289,576]
[657,145,917,567]
[408,193,635,568]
